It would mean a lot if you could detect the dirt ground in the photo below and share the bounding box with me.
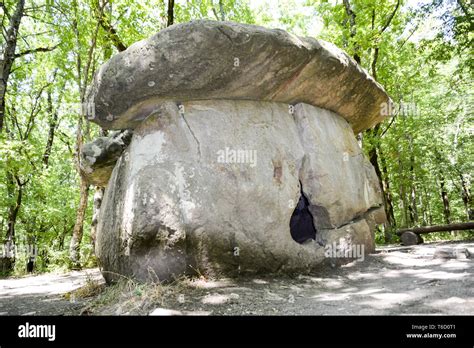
[0,240,472,315]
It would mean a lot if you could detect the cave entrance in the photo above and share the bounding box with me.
[290,183,317,244]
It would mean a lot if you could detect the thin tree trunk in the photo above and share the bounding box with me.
[69,108,90,267]
[69,178,89,268]
[423,185,433,225]
[408,136,418,224]
[90,187,104,251]
[460,174,472,220]
[2,175,24,273]
[167,0,175,26]
[68,1,101,267]
[88,1,125,264]
[368,136,395,241]
[342,0,361,64]
[439,176,451,225]
[94,0,127,52]
[419,193,427,226]
[218,0,225,21]
[380,150,396,229]
[0,0,25,133]
[363,4,400,238]
[398,152,409,228]
[6,180,22,247]
[43,90,58,167]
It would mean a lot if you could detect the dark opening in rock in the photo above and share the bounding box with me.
[290,183,317,244]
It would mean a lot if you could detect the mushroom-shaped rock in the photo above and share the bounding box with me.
[88,21,389,283]
[86,20,390,134]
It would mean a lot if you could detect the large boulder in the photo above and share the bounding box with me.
[86,20,389,134]
[87,21,389,282]
[96,100,384,282]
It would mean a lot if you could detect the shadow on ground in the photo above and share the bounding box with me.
[0,240,472,315]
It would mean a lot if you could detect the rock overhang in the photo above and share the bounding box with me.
[86,20,390,134]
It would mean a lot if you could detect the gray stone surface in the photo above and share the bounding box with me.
[95,100,384,282]
[80,130,133,187]
[400,231,423,246]
[294,103,383,230]
[86,20,389,133]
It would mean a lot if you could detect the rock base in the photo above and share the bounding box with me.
[96,100,385,282]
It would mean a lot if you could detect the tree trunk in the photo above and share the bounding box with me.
[167,0,175,26]
[368,141,394,241]
[69,106,90,268]
[380,150,396,229]
[397,149,409,228]
[440,177,451,225]
[2,175,24,273]
[342,0,361,64]
[0,0,25,133]
[69,177,89,268]
[68,0,100,268]
[90,186,104,251]
[94,0,127,52]
[43,90,58,167]
[408,137,418,224]
[460,174,472,220]
[423,185,433,225]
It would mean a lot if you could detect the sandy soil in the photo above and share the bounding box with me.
[0,240,472,315]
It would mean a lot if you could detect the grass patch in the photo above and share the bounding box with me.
[81,274,194,315]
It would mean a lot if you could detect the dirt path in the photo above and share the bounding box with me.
[0,240,472,315]
[133,240,473,316]
[0,269,103,315]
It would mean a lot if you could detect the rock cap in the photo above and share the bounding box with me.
[86,20,390,133]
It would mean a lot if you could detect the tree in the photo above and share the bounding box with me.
[0,0,25,134]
